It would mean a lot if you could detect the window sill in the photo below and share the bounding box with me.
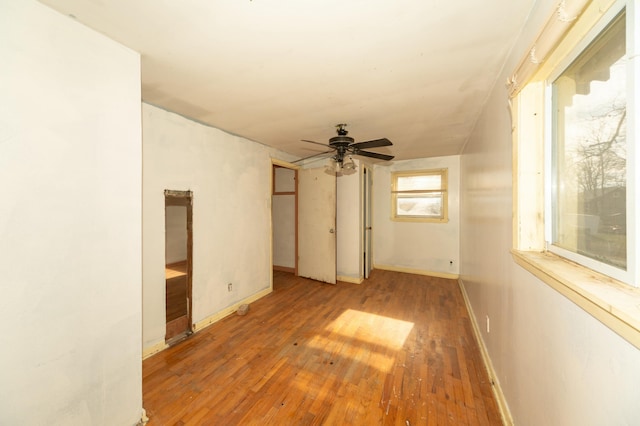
[391,217,448,223]
[511,250,640,350]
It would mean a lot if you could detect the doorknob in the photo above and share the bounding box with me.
[329,228,335,233]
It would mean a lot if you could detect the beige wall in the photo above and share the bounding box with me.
[460,0,640,424]
[0,1,142,424]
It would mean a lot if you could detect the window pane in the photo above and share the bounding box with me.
[397,174,441,191]
[396,194,442,217]
[552,12,626,270]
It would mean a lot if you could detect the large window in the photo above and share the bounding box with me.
[549,6,632,283]
[391,169,448,222]
[510,0,640,350]
[550,10,627,275]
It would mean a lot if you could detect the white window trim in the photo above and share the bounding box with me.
[511,0,640,350]
[391,169,448,223]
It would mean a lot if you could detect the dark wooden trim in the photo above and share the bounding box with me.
[186,197,193,334]
[272,165,277,194]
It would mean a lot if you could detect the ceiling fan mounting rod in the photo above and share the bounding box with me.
[335,123,348,135]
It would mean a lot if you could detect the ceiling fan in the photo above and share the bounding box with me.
[296,124,394,172]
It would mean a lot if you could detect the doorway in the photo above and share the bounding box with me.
[164,190,193,344]
[272,164,298,275]
[271,160,338,285]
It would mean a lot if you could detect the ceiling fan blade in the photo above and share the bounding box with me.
[351,138,392,150]
[293,150,334,164]
[354,150,395,161]
[301,139,331,148]
[303,153,337,166]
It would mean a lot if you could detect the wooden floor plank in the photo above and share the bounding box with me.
[143,269,502,425]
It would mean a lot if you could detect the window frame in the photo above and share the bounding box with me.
[391,169,448,223]
[510,0,640,351]
[545,3,633,285]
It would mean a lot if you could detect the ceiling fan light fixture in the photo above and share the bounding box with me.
[301,124,394,175]
[324,157,341,175]
[342,156,357,175]
[333,158,343,172]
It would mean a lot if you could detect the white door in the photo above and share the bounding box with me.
[298,166,337,284]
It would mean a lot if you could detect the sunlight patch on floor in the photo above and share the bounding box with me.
[329,309,414,349]
[305,309,414,373]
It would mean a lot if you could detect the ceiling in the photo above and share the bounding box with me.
[39,0,536,162]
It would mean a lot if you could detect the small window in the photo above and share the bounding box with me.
[391,169,448,222]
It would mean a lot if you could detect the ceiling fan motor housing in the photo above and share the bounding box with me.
[329,135,353,162]
[329,135,354,147]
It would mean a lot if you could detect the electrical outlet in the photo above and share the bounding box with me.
[486,315,490,333]
[228,282,233,292]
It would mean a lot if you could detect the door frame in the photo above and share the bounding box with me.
[271,159,300,277]
[164,189,193,342]
[362,165,373,279]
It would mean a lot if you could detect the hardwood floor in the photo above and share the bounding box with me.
[143,270,502,425]
[165,261,188,323]
[166,275,187,322]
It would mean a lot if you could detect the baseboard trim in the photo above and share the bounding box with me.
[143,287,274,359]
[337,275,364,284]
[193,287,273,332]
[273,265,295,273]
[457,278,513,426]
[142,341,168,360]
[374,264,459,280]
[136,408,149,426]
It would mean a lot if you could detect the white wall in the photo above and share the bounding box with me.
[373,156,460,276]
[0,2,142,425]
[165,206,188,264]
[460,0,640,424]
[142,104,287,350]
